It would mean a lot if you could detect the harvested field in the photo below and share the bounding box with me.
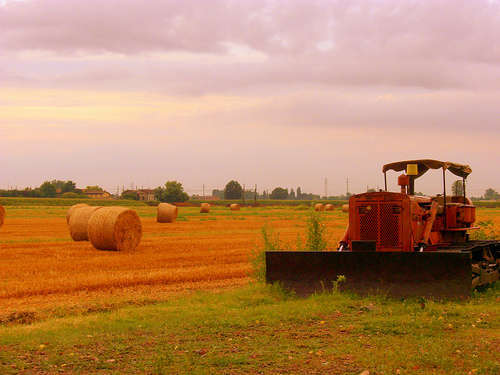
[1,204,499,324]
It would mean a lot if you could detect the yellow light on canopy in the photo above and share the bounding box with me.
[407,164,418,176]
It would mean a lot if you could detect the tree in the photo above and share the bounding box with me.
[270,187,288,200]
[224,180,243,199]
[39,181,57,197]
[289,188,296,199]
[452,180,464,196]
[63,180,76,193]
[155,181,189,203]
[86,185,103,191]
[297,187,302,200]
[484,188,499,200]
[121,190,139,200]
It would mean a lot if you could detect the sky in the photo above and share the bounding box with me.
[1,0,499,197]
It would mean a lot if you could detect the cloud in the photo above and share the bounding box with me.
[1,0,499,92]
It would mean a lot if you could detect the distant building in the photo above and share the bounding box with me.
[137,189,156,201]
[83,189,111,199]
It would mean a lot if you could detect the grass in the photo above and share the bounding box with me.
[0,283,498,374]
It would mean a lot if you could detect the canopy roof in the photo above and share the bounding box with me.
[382,159,472,179]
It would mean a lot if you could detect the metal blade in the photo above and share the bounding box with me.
[265,251,472,299]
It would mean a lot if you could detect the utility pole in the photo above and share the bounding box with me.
[202,184,205,198]
[254,184,257,204]
[242,184,245,203]
[324,178,328,199]
[346,177,350,196]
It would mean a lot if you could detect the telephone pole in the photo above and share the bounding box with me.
[346,177,350,196]
[324,178,328,199]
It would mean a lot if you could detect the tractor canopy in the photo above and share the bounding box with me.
[382,159,472,179]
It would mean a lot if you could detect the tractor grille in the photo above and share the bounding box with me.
[360,206,378,241]
[358,203,401,249]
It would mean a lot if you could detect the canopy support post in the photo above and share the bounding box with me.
[443,168,447,228]
[463,177,466,202]
[384,172,387,192]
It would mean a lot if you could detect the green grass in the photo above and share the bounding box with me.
[0,284,498,375]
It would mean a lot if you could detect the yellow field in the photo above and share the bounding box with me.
[1,205,498,324]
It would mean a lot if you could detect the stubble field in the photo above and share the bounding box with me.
[0,203,349,324]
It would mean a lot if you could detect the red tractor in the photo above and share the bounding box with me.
[266,159,499,298]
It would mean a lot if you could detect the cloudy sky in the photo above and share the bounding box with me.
[1,0,499,196]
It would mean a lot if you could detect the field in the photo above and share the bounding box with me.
[0,202,499,374]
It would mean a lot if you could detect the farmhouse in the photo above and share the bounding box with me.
[83,189,111,199]
[137,189,156,201]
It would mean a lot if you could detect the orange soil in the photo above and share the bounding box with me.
[0,207,346,321]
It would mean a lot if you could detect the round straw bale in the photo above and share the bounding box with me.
[66,203,89,224]
[314,203,324,212]
[325,203,334,211]
[157,203,178,223]
[68,206,102,241]
[200,203,210,213]
[88,207,142,251]
[230,203,240,211]
[0,204,5,228]
[341,204,349,213]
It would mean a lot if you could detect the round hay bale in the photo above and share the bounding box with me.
[157,203,178,223]
[0,204,5,228]
[68,206,102,241]
[88,207,142,251]
[66,203,89,224]
[314,203,324,212]
[230,203,240,211]
[200,203,210,213]
[325,203,334,211]
[341,204,349,213]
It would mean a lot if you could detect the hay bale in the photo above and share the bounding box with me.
[325,203,334,211]
[230,203,240,211]
[68,206,102,241]
[314,203,324,212]
[66,203,89,224]
[157,203,178,223]
[200,203,210,213]
[88,207,142,251]
[0,205,5,228]
[342,204,349,213]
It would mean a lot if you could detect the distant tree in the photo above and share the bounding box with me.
[452,180,464,196]
[39,181,57,197]
[367,188,376,193]
[155,181,189,203]
[484,188,499,200]
[121,190,139,200]
[270,187,288,200]
[289,188,296,199]
[297,187,302,200]
[63,180,77,193]
[224,180,243,199]
[86,185,103,191]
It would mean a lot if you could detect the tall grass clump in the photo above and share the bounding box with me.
[251,225,282,282]
[305,210,327,251]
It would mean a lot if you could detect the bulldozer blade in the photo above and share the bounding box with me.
[266,251,472,299]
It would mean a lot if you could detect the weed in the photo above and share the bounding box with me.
[305,210,328,251]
